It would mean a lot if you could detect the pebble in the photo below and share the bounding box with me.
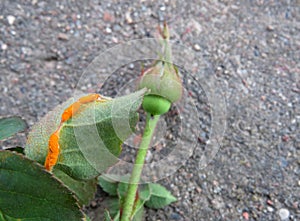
[278,208,290,220]
[129,63,134,69]
[267,206,274,212]
[125,11,133,24]
[267,199,273,205]
[266,25,275,31]
[193,44,201,51]
[170,212,181,220]
[282,135,289,142]
[103,11,114,22]
[111,36,118,43]
[242,211,249,220]
[57,33,69,41]
[90,200,97,208]
[7,15,16,25]
[1,44,8,50]
[113,24,121,32]
[160,5,166,11]
[105,27,112,34]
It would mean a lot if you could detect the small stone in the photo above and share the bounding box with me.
[266,25,275,31]
[196,187,202,193]
[133,12,138,17]
[90,200,97,208]
[267,206,274,212]
[129,63,134,69]
[113,24,121,32]
[278,208,290,220]
[7,15,16,25]
[125,11,133,24]
[193,44,201,51]
[213,186,221,193]
[105,27,112,34]
[103,11,114,22]
[1,44,7,50]
[57,33,69,40]
[111,37,119,43]
[242,212,249,220]
[282,135,289,142]
[160,5,166,11]
[261,53,267,58]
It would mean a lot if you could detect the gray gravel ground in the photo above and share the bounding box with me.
[0,0,299,220]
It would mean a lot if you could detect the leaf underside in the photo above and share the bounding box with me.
[25,89,146,180]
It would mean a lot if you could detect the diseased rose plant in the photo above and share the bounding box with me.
[0,23,181,221]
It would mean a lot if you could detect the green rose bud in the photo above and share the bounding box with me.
[138,61,183,103]
[138,23,183,116]
[138,61,183,116]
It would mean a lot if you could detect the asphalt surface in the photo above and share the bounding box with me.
[0,1,299,220]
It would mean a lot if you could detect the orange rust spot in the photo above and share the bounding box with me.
[48,132,59,153]
[61,101,81,123]
[44,131,60,171]
[61,94,102,123]
[78,93,101,103]
[45,93,106,171]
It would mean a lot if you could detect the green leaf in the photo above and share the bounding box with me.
[104,198,120,219]
[102,197,143,221]
[0,150,84,221]
[113,212,120,221]
[104,210,113,221]
[53,168,97,206]
[104,209,121,221]
[84,214,92,221]
[131,199,144,221]
[144,183,177,209]
[117,182,129,198]
[117,183,146,221]
[126,185,149,221]
[117,181,129,211]
[0,211,20,221]
[25,89,146,180]
[139,184,151,202]
[98,174,131,196]
[91,197,120,221]
[98,175,118,196]
[0,117,26,140]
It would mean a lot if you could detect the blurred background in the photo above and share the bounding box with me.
[0,0,299,220]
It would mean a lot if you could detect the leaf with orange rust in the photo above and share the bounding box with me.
[25,89,146,180]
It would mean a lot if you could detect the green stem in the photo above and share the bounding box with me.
[121,113,160,221]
